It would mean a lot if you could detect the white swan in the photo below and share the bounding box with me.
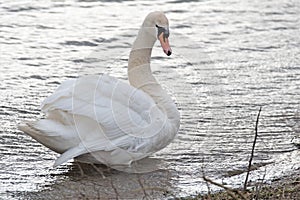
[18,11,180,169]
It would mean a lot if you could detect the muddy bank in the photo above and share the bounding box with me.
[9,163,173,199]
[8,164,300,199]
[188,171,300,200]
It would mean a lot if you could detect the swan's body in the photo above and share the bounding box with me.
[19,11,180,168]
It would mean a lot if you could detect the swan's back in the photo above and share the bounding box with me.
[19,74,176,166]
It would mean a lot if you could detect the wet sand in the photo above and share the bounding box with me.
[8,163,300,199]
[9,163,173,199]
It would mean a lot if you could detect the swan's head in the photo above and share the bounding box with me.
[143,11,172,56]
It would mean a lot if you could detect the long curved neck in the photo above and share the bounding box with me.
[128,27,160,98]
[127,27,180,124]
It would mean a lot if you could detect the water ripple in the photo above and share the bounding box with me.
[60,40,98,47]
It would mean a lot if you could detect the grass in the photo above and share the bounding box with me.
[178,173,300,200]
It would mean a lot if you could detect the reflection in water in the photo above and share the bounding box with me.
[1,0,300,198]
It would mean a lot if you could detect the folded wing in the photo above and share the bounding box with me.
[20,74,169,166]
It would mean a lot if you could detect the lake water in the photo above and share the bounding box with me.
[1,0,299,199]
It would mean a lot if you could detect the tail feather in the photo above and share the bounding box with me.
[53,145,86,167]
[18,121,81,167]
[18,122,45,139]
[18,120,76,154]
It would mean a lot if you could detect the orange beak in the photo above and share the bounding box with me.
[158,33,172,56]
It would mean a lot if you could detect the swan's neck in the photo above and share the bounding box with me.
[127,27,180,124]
[128,27,159,96]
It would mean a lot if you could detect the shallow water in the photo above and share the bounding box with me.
[1,0,300,198]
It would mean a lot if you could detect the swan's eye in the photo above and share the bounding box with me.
[156,24,169,40]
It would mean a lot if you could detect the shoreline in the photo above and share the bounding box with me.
[8,165,300,199]
[191,171,300,200]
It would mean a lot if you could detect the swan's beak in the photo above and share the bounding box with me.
[158,33,172,56]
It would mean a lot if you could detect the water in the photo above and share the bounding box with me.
[1,0,299,198]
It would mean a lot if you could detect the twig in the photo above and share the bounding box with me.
[200,159,212,199]
[131,186,168,193]
[110,176,120,200]
[244,106,262,191]
[203,173,212,199]
[203,176,248,200]
[137,174,150,199]
[255,167,267,200]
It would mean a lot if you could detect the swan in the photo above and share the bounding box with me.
[18,11,180,169]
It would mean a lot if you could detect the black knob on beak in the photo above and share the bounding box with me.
[167,50,172,56]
